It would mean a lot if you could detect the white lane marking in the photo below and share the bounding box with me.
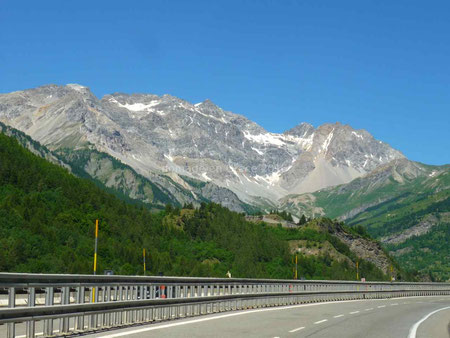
[96,298,391,338]
[333,314,344,318]
[96,297,447,338]
[390,303,398,306]
[289,326,305,333]
[314,319,328,324]
[378,305,386,308]
[349,311,359,314]
[95,299,376,338]
[365,308,373,311]
[408,306,450,338]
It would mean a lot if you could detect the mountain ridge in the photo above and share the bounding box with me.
[0,83,404,207]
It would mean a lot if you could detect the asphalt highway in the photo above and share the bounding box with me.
[84,296,450,338]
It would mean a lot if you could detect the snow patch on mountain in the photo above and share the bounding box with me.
[321,130,334,153]
[66,83,87,92]
[118,100,160,112]
[243,131,285,146]
[252,147,264,155]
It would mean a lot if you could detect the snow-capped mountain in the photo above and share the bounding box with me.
[0,84,404,206]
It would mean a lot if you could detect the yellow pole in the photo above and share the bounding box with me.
[356,261,359,281]
[295,254,298,280]
[93,219,99,302]
[143,248,146,275]
[390,265,393,281]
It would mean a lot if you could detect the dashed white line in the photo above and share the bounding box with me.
[390,303,398,306]
[289,326,305,333]
[365,308,373,311]
[378,305,386,308]
[314,319,328,324]
[333,314,344,318]
[95,300,370,338]
[349,311,360,314]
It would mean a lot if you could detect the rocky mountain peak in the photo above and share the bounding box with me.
[0,83,407,207]
[284,122,314,138]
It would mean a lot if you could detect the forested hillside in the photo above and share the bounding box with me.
[280,159,450,281]
[0,132,397,280]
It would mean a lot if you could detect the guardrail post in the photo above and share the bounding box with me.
[44,286,54,336]
[60,286,70,334]
[105,286,112,326]
[26,286,36,338]
[7,287,15,338]
[76,286,85,331]
[118,286,124,325]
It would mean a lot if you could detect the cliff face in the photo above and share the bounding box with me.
[309,219,395,275]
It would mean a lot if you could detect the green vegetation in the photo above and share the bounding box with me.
[0,132,291,277]
[267,219,390,281]
[281,163,450,281]
[57,148,177,207]
[387,223,450,281]
[0,132,395,280]
[269,209,294,222]
[347,191,450,281]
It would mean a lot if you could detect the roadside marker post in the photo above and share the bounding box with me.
[93,219,99,302]
[143,248,146,275]
[356,261,359,281]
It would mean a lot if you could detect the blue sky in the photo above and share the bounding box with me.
[1,1,449,164]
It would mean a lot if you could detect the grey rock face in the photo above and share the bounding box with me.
[0,84,405,208]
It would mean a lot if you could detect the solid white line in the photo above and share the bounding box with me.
[96,299,377,338]
[349,311,359,314]
[289,326,305,333]
[365,308,373,311]
[378,305,386,308]
[333,314,344,318]
[314,319,328,324]
[407,306,450,338]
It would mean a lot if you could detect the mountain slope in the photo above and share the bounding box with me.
[0,84,403,206]
[0,131,397,280]
[279,159,450,280]
[0,121,253,212]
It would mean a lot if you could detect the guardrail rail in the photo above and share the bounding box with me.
[1,273,449,338]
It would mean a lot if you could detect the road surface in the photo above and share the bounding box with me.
[83,296,450,338]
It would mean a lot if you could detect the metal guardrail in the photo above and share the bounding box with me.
[1,273,449,338]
